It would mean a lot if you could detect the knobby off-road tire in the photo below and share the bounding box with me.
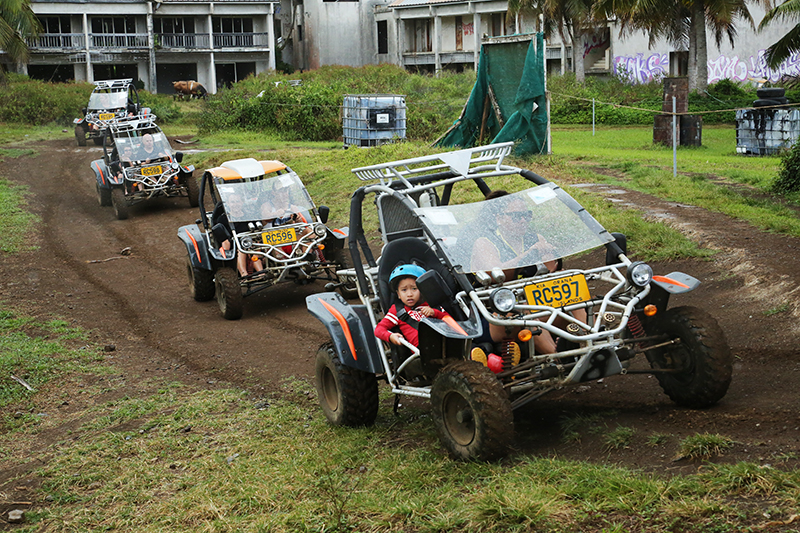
[186,256,215,302]
[645,306,732,408]
[315,342,378,427]
[186,174,200,208]
[215,267,243,320]
[96,182,111,206]
[75,125,87,146]
[333,247,359,300]
[111,188,129,220]
[430,360,514,461]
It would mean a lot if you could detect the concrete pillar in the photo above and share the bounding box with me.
[266,5,276,71]
[472,12,480,69]
[83,13,93,82]
[434,12,441,75]
[146,3,156,92]
[208,13,217,93]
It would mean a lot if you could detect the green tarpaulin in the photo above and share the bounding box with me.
[436,33,548,156]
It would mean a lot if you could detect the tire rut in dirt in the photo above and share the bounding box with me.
[315,342,379,426]
[431,360,514,461]
[645,305,732,408]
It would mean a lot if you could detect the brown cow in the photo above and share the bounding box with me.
[172,80,208,100]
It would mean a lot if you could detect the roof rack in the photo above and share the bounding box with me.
[108,113,159,133]
[351,142,518,186]
[92,79,133,89]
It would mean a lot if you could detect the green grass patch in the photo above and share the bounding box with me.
[0,175,39,253]
[678,433,735,460]
[0,312,797,532]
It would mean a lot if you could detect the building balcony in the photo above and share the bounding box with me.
[91,33,150,49]
[213,32,270,49]
[157,33,210,50]
[402,50,475,66]
[27,33,85,51]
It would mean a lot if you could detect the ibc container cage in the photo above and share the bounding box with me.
[343,94,406,148]
[736,107,800,155]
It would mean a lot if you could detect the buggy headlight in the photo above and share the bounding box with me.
[171,162,179,170]
[314,224,327,237]
[491,288,516,313]
[627,261,653,287]
[241,236,253,250]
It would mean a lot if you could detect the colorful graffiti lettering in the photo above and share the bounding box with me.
[583,33,609,58]
[708,50,800,84]
[614,50,800,84]
[613,53,669,83]
[463,22,474,36]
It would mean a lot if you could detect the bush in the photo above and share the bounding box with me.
[772,141,800,194]
[198,65,475,142]
[0,75,91,126]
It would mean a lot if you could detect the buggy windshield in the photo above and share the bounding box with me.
[88,91,129,111]
[215,174,316,224]
[114,131,172,162]
[415,184,614,274]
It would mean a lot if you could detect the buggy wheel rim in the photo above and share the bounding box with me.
[320,366,339,412]
[441,391,475,446]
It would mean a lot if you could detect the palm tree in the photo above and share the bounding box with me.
[0,0,40,80]
[591,0,755,93]
[509,0,595,82]
[759,0,800,69]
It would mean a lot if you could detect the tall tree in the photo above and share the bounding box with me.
[509,0,595,82]
[759,0,800,69]
[0,0,40,80]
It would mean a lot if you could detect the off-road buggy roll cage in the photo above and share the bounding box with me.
[308,141,732,460]
[91,112,196,220]
[177,158,354,320]
[74,79,142,146]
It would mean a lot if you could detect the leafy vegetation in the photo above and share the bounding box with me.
[772,137,800,196]
[0,169,37,253]
[198,64,475,142]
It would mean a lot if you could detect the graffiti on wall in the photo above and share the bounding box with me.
[707,50,800,84]
[463,22,474,36]
[613,50,800,84]
[583,33,609,58]
[613,53,670,83]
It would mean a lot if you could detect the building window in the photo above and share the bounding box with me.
[39,16,71,34]
[91,17,135,35]
[155,17,195,35]
[297,24,303,42]
[377,20,388,54]
[411,19,431,53]
[490,13,504,37]
[213,17,254,34]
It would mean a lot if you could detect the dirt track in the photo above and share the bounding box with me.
[1,138,799,472]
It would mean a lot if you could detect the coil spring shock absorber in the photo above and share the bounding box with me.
[628,313,645,338]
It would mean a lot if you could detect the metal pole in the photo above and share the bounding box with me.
[592,98,595,136]
[672,96,677,177]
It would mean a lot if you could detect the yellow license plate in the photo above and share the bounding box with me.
[98,113,115,120]
[262,227,297,246]
[141,165,163,176]
[524,274,591,307]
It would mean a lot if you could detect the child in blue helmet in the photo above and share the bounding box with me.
[375,264,451,348]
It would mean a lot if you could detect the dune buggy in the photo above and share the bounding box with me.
[177,158,356,320]
[90,113,197,220]
[306,142,732,461]
[74,78,141,146]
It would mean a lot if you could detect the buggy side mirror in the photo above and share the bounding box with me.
[175,152,184,163]
[417,270,453,309]
[318,205,330,224]
[606,233,627,265]
[211,222,232,245]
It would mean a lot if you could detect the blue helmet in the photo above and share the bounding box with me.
[389,264,426,290]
